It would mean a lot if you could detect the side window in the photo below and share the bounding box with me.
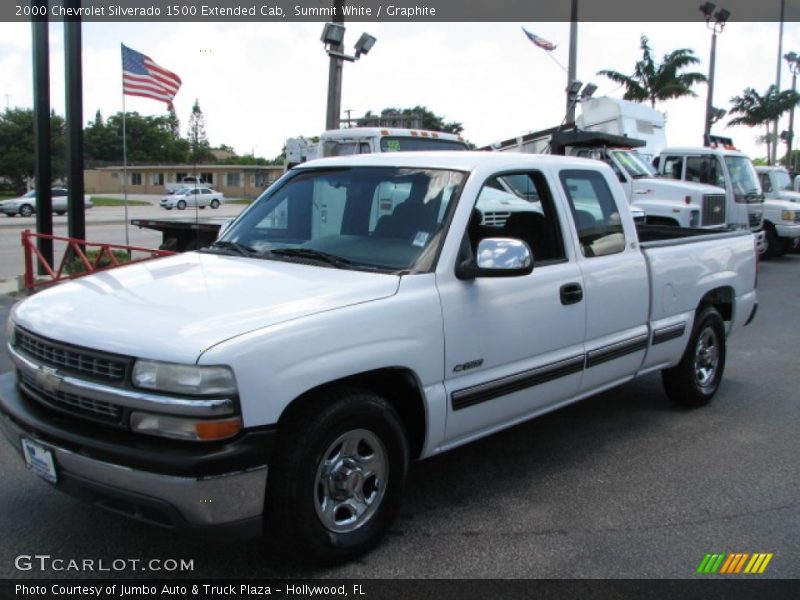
[759,173,772,193]
[662,156,683,180]
[472,172,565,263]
[686,156,719,185]
[559,169,626,258]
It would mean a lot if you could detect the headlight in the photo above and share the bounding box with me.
[781,210,796,221]
[5,318,15,347]
[130,412,242,441]
[132,360,237,396]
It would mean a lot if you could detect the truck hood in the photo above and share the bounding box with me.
[12,253,400,363]
[632,178,725,199]
[773,190,800,203]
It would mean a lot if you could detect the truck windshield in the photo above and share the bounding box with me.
[724,156,763,203]
[379,137,468,152]
[610,150,656,179]
[214,167,464,272]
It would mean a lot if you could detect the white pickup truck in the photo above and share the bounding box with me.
[1,152,758,563]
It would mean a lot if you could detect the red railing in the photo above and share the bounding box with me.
[22,229,176,291]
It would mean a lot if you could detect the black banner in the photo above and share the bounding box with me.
[2,579,800,600]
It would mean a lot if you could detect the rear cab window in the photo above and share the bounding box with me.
[559,169,626,258]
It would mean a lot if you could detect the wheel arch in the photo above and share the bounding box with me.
[277,367,427,460]
[697,286,734,322]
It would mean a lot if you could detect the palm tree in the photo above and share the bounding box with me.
[728,85,800,162]
[597,35,707,108]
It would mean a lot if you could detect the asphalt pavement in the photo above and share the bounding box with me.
[0,257,798,580]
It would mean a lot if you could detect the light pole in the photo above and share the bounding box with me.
[321,19,376,130]
[784,51,800,170]
[700,2,730,145]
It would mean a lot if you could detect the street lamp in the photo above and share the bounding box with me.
[700,2,731,145]
[783,51,800,170]
[321,21,376,130]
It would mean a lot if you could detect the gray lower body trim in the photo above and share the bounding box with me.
[451,354,585,411]
[585,334,649,368]
[652,323,687,345]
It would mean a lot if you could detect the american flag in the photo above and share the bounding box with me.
[521,27,557,52]
[121,44,182,109]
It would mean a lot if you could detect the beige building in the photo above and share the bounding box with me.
[85,164,285,198]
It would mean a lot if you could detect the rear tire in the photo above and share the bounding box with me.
[265,389,409,564]
[662,307,726,407]
[55,211,66,216]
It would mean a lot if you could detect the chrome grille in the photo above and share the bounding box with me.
[749,211,763,230]
[15,328,129,383]
[19,371,123,423]
[482,211,511,227]
[701,194,726,226]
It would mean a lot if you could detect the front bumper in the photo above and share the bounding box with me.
[774,222,800,238]
[0,372,271,539]
[0,206,20,215]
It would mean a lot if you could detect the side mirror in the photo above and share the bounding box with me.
[456,238,534,280]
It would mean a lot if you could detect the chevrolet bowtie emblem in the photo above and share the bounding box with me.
[36,366,62,393]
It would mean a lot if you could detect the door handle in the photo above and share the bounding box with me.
[560,283,583,305]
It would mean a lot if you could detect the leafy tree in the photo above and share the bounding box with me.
[167,106,181,139]
[727,85,800,164]
[357,106,464,134]
[0,108,65,193]
[187,99,213,163]
[597,35,707,107]
[84,111,190,164]
[84,110,120,163]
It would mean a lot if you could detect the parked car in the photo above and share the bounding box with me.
[754,165,800,257]
[0,188,93,217]
[160,187,224,210]
[1,152,758,563]
[164,176,211,194]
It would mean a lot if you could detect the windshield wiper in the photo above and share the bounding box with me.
[206,240,259,256]
[270,248,357,269]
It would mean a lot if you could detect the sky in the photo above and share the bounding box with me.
[0,20,798,161]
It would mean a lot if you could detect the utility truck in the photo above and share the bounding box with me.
[2,151,757,562]
[285,127,469,167]
[487,125,729,230]
[654,139,766,253]
[754,165,800,257]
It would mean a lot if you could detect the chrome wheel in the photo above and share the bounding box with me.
[314,428,388,534]
[694,327,719,387]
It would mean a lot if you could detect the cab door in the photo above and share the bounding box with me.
[437,170,586,444]
[557,168,649,393]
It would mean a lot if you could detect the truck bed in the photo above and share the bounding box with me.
[636,224,749,247]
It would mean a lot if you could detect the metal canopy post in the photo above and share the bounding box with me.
[32,3,53,274]
[64,1,86,242]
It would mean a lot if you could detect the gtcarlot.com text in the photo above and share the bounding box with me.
[14,555,194,572]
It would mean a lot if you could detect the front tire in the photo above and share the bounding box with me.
[265,389,409,563]
[762,225,779,259]
[19,204,34,217]
[176,200,187,210]
[210,199,220,209]
[662,307,726,407]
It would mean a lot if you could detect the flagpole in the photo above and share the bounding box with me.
[545,52,568,75]
[121,73,130,247]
